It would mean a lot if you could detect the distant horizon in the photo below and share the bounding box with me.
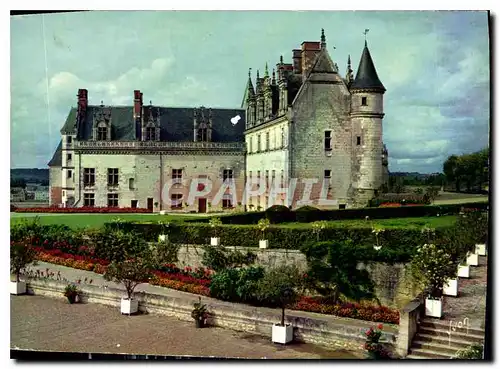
[11,11,490,172]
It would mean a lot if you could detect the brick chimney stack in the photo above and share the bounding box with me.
[133,90,143,120]
[77,89,88,108]
[75,89,88,130]
[292,49,302,74]
[301,41,321,78]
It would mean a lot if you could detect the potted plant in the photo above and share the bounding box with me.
[411,243,456,318]
[103,258,152,315]
[258,218,271,249]
[466,251,479,266]
[311,221,327,242]
[443,277,458,297]
[256,265,301,345]
[372,226,385,251]
[191,297,209,328]
[364,324,391,359]
[209,217,222,246]
[63,283,81,304]
[157,221,170,242]
[10,240,37,295]
[457,262,470,278]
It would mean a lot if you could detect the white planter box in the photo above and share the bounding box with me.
[457,265,470,278]
[272,323,293,344]
[373,245,382,251]
[443,278,458,297]
[158,234,168,242]
[425,297,443,318]
[210,237,220,246]
[121,298,139,315]
[259,240,268,249]
[159,210,166,215]
[10,281,26,295]
[466,253,479,266]
[475,244,487,256]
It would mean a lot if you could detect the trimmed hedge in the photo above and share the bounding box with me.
[104,221,443,263]
[184,202,488,224]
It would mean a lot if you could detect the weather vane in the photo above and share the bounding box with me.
[363,29,370,41]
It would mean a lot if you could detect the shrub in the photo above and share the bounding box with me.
[90,229,149,262]
[257,218,270,240]
[10,240,37,282]
[301,240,375,303]
[201,245,257,272]
[209,268,241,301]
[410,243,456,298]
[151,239,181,267]
[454,344,483,359]
[265,205,293,223]
[103,258,153,299]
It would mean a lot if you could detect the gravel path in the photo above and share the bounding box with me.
[10,295,362,359]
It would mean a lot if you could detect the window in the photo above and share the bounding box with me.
[197,126,208,142]
[67,153,72,161]
[146,127,156,141]
[97,126,107,141]
[281,127,285,148]
[222,194,233,209]
[108,168,119,186]
[83,168,95,186]
[361,97,367,106]
[107,193,118,207]
[357,136,361,146]
[265,170,269,183]
[62,190,66,197]
[83,193,95,207]
[266,132,270,151]
[171,194,182,209]
[129,178,135,190]
[223,169,233,181]
[66,136,72,144]
[324,170,331,178]
[67,169,72,179]
[131,200,138,208]
[257,134,261,152]
[324,131,332,151]
[172,169,182,182]
[272,170,276,180]
[257,170,261,178]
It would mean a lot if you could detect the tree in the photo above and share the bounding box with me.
[256,265,302,326]
[11,240,37,282]
[443,155,460,191]
[103,258,153,299]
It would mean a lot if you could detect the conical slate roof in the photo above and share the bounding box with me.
[351,42,385,93]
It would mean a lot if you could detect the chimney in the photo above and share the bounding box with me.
[77,89,88,108]
[301,41,321,77]
[134,90,143,120]
[292,49,302,74]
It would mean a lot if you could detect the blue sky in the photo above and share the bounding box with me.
[10,10,490,173]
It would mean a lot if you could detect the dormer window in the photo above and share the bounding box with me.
[146,126,155,141]
[97,123,108,141]
[197,124,208,142]
[361,97,367,106]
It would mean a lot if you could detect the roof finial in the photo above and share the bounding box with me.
[248,67,252,79]
[363,29,369,46]
[321,28,326,49]
[100,100,104,106]
[264,62,269,78]
[280,55,283,64]
[257,69,260,79]
[150,100,152,106]
[272,68,276,84]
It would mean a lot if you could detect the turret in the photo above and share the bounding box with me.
[350,39,386,196]
[245,68,256,128]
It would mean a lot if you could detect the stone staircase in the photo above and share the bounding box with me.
[406,318,485,359]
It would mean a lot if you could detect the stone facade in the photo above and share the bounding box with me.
[48,29,389,211]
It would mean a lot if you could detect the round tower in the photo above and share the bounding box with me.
[350,40,386,205]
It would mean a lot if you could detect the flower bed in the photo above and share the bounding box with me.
[31,248,399,325]
[292,296,399,325]
[15,206,152,213]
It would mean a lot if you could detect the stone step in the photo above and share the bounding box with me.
[412,340,463,356]
[415,333,474,349]
[418,327,484,343]
[405,353,435,360]
[408,348,453,359]
[420,319,485,336]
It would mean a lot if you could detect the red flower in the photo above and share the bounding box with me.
[377,323,383,330]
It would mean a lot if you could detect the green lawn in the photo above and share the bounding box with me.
[10,213,206,229]
[277,216,457,229]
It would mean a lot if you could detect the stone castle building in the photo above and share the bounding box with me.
[48,30,389,211]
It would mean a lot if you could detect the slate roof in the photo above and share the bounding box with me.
[351,42,385,92]
[61,106,246,142]
[47,140,62,167]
